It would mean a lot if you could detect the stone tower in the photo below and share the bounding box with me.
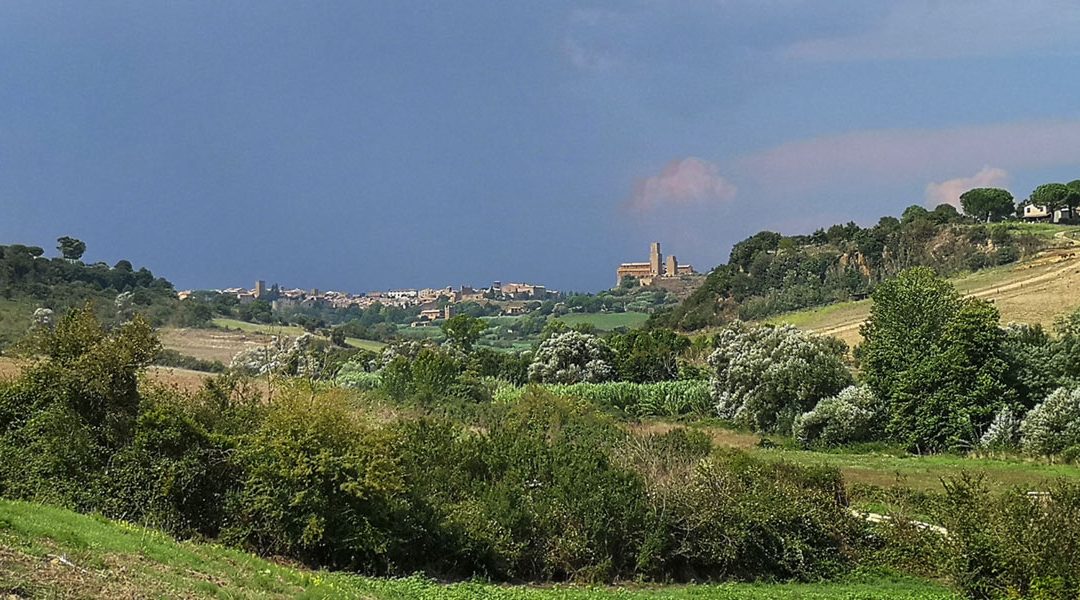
[254,280,266,298]
[649,242,662,277]
[666,255,677,277]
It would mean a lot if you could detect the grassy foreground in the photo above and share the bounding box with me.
[0,499,957,599]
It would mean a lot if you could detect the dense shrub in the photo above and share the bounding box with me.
[622,434,856,582]
[793,385,883,448]
[709,322,852,434]
[942,475,1080,599]
[222,386,410,571]
[1020,387,1080,457]
[154,348,226,373]
[102,392,233,538]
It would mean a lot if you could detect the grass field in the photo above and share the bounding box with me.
[556,312,649,331]
[637,419,1080,493]
[211,318,386,352]
[769,239,1080,346]
[0,499,958,599]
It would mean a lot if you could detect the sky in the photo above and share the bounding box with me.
[4,1,1080,292]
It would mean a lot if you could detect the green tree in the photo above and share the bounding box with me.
[1030,183,1070,220]
[608,329,690,383]
[861,268,1010,451]
[56,236,86,261]
[440,314,488,352]
[959,188,1015,222]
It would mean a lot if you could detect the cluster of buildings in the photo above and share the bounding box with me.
[181,278,554,323]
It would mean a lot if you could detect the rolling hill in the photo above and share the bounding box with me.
[769,238,1080,346]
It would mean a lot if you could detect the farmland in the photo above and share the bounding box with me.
[556,311,650,331]
[211,318,386,352]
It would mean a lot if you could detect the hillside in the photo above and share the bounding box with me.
[0,499,958,599]
[657,211,1075,332]
[771,238,1080,346]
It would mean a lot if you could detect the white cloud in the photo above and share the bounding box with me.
[925,166,1010,208]
[627,157,737,214]
[562,37,619,71]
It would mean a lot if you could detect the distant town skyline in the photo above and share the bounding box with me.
[5,2,1080,292]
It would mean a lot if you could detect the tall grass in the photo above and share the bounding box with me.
[492,380,711,417]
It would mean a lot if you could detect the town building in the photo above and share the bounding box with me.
[616,242,696,285]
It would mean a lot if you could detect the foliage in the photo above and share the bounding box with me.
[978,405,1022,451]
[154,348,226,373]
[941,475,1080,599]
[0,498,963,598]
[492,380,712,417]
[441,314,488,352]
[0,241,178,346]
[101,391,233,538]
[860,268,1011,452]
[709,322,852,434]
[222,387,408,571]
[657,208,1032,331]
[607,328,690,383]
[959,188,1014,223]
[1020,387,1080,457]
[528,330,616,384]
[793,386,883,448]
[55,236,87,261]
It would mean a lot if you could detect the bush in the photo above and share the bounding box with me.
[154,348,226,373]
[793,385,883,448]
[222,386,409,571]
[941,475,1080,599]
[528,330,615,384]
[102,392,234,538]
[1020,387,1080,457]
[709,322,853,434]
[628,445,856,581]
[979,405,1023,451]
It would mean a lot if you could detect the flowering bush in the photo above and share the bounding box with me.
[793,385,882,448]
[528,330,615,384]
[979,405,1023,451]
[709,322,852,434]
[1020,387,1080,456]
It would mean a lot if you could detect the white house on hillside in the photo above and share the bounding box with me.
[1022,203,1073,223]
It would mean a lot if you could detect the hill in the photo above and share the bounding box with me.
[656,208,1076,332]
[0,499,957,599]
[770,239,1080,346]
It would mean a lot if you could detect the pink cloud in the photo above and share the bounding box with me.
[627,157,737,214]
[737,119,1080,195]
[924,166,1010,208]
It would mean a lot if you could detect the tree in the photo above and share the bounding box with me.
[959,188,1014,223]
[1030,183,1070,221]
[608,329,690,383]
[1067,180,1080,217]
[56,236,86,261]
[440,314,488,352]
[860,268,1011,451]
